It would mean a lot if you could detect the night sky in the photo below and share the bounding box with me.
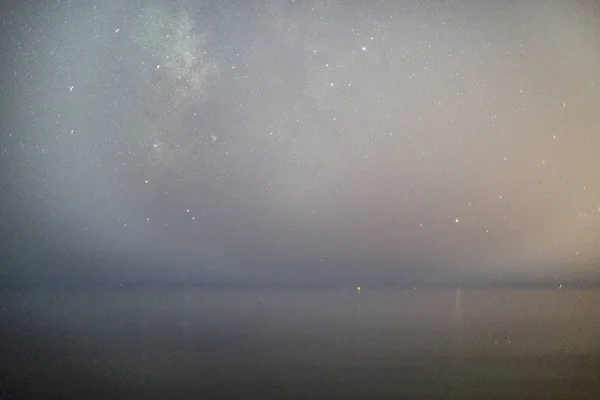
[1,0,599,285]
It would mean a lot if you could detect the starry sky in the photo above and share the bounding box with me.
[1,0,599,285]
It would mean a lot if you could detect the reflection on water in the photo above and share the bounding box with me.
[1,287,599,398]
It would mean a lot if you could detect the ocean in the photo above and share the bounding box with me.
[1,287,599,399]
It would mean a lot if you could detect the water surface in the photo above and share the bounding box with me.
[1,287,598,399]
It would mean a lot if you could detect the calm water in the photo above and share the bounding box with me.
[1,287,599,399]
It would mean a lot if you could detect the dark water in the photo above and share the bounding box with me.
[1,287,599,399]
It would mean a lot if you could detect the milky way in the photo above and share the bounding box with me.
[2,0,599,284]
